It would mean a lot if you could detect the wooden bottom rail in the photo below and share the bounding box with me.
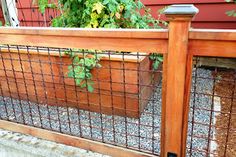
[0,120,156,157]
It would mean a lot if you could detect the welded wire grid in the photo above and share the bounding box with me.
[187,57,236,157]
[0,0,58,27]
[0,45,163,155]
[16,0,58,27]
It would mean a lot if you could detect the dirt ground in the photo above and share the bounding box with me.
[214,70,236,157]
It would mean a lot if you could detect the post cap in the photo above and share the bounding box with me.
[164,4,199,15]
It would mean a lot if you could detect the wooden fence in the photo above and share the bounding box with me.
[0,4,235,157]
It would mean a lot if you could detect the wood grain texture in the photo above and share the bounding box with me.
[181,54,193,157]
[0,27,169,38]
[0,120,156,157]
[0,27,168,53]
[0,35,167,54]
[0,51,161,118]
[189,29,236,41]
[189,29,236,58]
[162,15,192,156]
[161,54,168,157]
[189,40,236,58]
[0,48,147,63]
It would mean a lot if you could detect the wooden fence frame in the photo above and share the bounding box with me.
[0,4,235,157]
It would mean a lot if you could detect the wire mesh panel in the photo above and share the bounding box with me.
[187,57,236,157]
[0,0,58,27]
[0,45,163,156]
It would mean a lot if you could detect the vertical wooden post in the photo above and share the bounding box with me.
[161,5,198,157]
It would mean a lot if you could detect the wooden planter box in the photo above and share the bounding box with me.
[0,48,161,118]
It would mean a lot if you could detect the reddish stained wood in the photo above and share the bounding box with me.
[0,27,169,39]
[189,29,236,41]
[0,120,156,157]
[162,15,193,156]
[181,54,193,157]
[0,51,161,118]
[189,40,236,58]
[161,53,168,157]
[0,27,168,53]
[0,48,147,63]
[189,29,236,58]
[0,34,167,53]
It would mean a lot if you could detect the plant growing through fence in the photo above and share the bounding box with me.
[38,0,167,92]
[65,49,101,92]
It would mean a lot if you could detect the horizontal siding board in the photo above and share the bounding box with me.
[192,22,236,29]
[144,2,236,29]
[1,0,236,28]
[142,0,229,5]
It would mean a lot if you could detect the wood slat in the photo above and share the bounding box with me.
[0,27,169,39]
[0,27,168,53]
[189,29,236,57]
[0,47,147,62]
[181,54,194,157]
[189,40,236,58]
[0,120,156,157]
[189,29,236,41]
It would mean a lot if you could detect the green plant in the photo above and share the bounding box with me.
[37,0,56,14]
[38,0,166,92]
[149,53,163,70]
[225,0,236,17]
[38,0,167,28]
[65,49,101,92]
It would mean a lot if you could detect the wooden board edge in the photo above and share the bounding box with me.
[0,120,157,157]
[0,47,147,63]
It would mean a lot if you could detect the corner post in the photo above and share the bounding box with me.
[161,5,198,157]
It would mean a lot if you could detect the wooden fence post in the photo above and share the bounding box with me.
[161,5,198,157]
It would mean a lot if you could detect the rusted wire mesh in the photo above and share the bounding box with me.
[0,1,235,157]
[0,45,163,155]
[187,57,236,157]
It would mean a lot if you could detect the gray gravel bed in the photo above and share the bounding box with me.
[0,68,214,156]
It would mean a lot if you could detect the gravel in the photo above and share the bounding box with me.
[0,68,215,157]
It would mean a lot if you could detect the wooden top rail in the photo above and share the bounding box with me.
[0,46,147,63]
[189,29,236,41]
[0,27,168,53]
[189,29,236,58]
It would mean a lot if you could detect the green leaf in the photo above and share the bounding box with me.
[92,2,105,14]
[68,70,75,77]
[153,60,160,70]
[103,0,110,5]
[108,3,116,12]
[75,78,82,85]
[44,0,166,93]
[87,84,94,92]
[226,10,236,16]
[226,10,236,17]
[157,56,163,62]
[130,14,138,24]
[73,56,80,64]
[137,0,144,10]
